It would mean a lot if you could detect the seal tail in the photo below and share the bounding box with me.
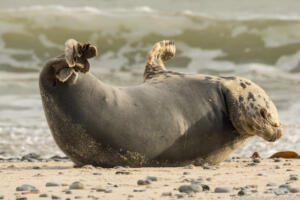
[222,77,283,142]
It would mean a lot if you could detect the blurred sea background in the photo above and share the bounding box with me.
[0,0,300,158]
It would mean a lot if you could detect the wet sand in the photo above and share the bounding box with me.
[0,158,299,200]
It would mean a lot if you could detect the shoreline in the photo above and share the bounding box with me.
[0,158,299,200]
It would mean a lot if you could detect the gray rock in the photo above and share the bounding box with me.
[146,176,158,182]
[16,184,38,191]
[183,172,191,175]
[133,189,146,192]
[16,198,27,200]
[275,165,280,169]
[266,183,277,187]
[252,158,260,163]
[201,184,210,191]
[92,172,102,175]
[161,192,172,196]
[46,182,60,187]
[206,177,212,181]
[137,179,151,185]
[105,189,113,193]
[274,158,281,162]
[289,187,300,193]
[39,194,48,198]
[184,164,194,169]
[175,194,185,199]
[214,187,231,193]
[115,171,130,175]
[74,196,82,199]
[69,181,84,190]
[290,176,298,181]
[21,153,42,161]
[0,196,3,200]
[64,190,72,194]
[51,195,61,200]
[238,189,252,196]
[178,184,202,193]
[274,187,289,195]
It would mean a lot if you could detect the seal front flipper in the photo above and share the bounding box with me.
[144,40,176,81]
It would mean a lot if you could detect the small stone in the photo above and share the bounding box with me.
[74,196,82,199]
[183,172,191,175]
[252,158,260,163]
[115,171,130,175]
[133,189,146,192]
[257,173,264,176]
[137,179,151,185]
[69,181,84,190]
[274,158,281,162]
[46,182,60,187]
[16,198,27,200]
[51,195,61,200]
[161,192,172,196]
[175,194,185,199]
[0,196,3,200]
[206,177,212,181]
[21,153,41,161]
[16,184,38,191]
[92,173,102,175]
[247,163,256,166]
[290,176,298,181]
[93,186,106,192]
[39,194,48,198]
[32,166,40,169]
[178,184,202,193]
[201,184,210,191]
[146,176,157,182]
[214,187,231,193]
[105,189,113,193]
[64,190,72,194]
[184,164,194,169]
[266,183,277,187]
[289,187,300,193]
[275,165,280,169]
[273,188,288,195]
[238,189,251,196]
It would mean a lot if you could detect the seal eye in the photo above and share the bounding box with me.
[260,108,267,119]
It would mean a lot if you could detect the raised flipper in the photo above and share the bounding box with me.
[222,77,283,142]
[53,39,98,82]
[144,40,176,81]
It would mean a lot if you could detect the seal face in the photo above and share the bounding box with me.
[39,39,283,167]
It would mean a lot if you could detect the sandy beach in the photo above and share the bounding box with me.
[0,157,299,200]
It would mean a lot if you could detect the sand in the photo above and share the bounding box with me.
[0,158,299,200]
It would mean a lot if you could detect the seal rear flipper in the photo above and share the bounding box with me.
[56,67,77,83]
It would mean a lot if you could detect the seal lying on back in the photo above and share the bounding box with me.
[39,39,283,167]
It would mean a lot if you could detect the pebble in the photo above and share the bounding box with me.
[146,176,158,182]
[21,153,42,161]
[69,182,84,190]
[115,171,130,175]
[64,190,72,194]
[46,182,60,187]
[252,158,260,163]
[137,179,151,185]
[275,165,280,169]
[183,172,191,175]
[161,192,172,196]
[201,184,210,191]
[178,184,202,193]
[184,164,194,169]
[92,172,102,175]
[51,195,61,200]
[16,184,38,192]
[0,196,3,200]
[16,197,27,200]
[206,177,212,181]
[289,187,300,193]
[133,189,146,192]
[273,188,289,195]
[289,175,298,181]
[39,194,48,198]
[175,194,185,199]
[93,186,106,192]
[266,183,277,187]
[74,196,82,199]
[105,189,113,193]
[214,187,231,193]
[274,158,281,162]
[238,189,252,196]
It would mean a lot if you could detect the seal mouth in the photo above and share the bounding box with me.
[267,126,283,142]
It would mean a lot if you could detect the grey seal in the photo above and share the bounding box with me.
[39,39,283,167]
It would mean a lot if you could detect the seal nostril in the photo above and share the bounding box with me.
[260,108,267,119]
